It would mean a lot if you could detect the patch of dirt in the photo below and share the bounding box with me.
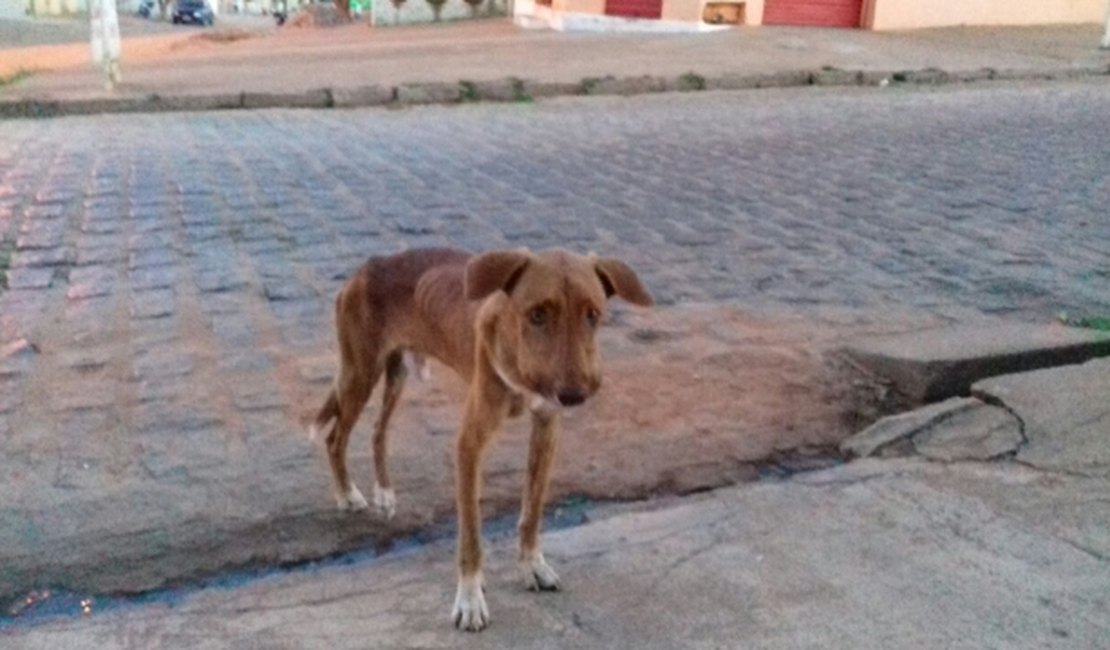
[299,304,896,524]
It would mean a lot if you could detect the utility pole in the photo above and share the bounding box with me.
[90,0,122,90]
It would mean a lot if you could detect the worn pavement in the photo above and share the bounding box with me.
[1,81,1109,610]
[2,20,1109,108]
[4,348,1109,648]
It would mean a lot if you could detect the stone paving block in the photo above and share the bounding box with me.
[130,266,177,291]
[520,79,582,99]
[467,78,528,103]
[217,353,273,373]
[15,228,64,251]
[298,357,335,384]
[232,381,288,412]
[129,248,177,271]
[57,348,111,373]
[55,382,118,412]
[132,349,195,381]
[664,73,707,92]
[974,357,1110,477]
[5,268,53,290]
[843,323,1110,403]
[242,90,330,110]
[395,83,461,105]
[152,93,245,112]
[9,247,70,269]
[705,73,761,91]
[130,288,175,320]
[67,266,117,300]
[751,70,813,88]
[64,295,115,327]
[195,267,249,292]
[585,75,668,96]
[330,85,393,108]
[812,68,863,86]
[211,318,256,349]
[77,245,126,266]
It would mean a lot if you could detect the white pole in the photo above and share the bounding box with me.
[89,0,122,90]
[1101,0,1110,49]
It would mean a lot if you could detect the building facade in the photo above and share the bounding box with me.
[515,0,1107,32]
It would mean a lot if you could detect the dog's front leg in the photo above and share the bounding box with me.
[519,409,561,591]
[452,395,505,632]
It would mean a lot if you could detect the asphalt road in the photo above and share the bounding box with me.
[0,81,1108,610]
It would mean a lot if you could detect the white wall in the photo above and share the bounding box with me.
[371,0,505,25]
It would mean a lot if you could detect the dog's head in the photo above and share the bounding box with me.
[466,248,653,410]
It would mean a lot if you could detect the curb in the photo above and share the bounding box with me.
[840,323,1110,404]
[2,64,1109,119]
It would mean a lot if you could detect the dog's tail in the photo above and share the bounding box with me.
[308,388,339,443]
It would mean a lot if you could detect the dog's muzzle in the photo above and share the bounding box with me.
[556,389,588,407]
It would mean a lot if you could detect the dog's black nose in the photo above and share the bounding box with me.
[557,389,587,407]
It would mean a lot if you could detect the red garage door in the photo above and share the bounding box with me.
[762,0,862,27]
[605,0,663,19]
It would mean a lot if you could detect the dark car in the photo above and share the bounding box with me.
[172,0,215,25]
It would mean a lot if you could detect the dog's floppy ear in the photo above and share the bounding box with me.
[594,257,654,307]
[465,249,532,301]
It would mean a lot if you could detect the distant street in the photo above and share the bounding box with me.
[0,81,1108,611]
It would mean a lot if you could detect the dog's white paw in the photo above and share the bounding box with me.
[521,552,561,592]
[336,485,369,512]
[451,574,489,632]
[373,484,396,520]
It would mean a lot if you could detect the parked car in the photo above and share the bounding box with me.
[172,0,215,25]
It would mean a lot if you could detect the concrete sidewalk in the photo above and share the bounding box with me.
[4,362,1108,648]
[2,20,1109,116]
[4,352,1105,643]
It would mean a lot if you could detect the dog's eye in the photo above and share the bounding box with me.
[528,307,547,326]
[585,308,600,327]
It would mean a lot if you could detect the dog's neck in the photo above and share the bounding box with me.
[487,354,561,418]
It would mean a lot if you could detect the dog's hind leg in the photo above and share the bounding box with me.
[328,357,380,511]
[518,410,561,592]
[371,350,407,519]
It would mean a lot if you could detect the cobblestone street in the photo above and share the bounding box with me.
[0,81,1108,605]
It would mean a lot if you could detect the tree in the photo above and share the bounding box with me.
[463,0,480,17]
[425,0,445,20]
[391,0,405,23]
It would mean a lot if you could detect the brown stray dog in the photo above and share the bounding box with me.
[309,246,653,632]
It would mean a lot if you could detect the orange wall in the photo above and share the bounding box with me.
[562,0,605,13]
[865,0,1105,29]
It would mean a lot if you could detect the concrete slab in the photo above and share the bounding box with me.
[974,357,1110,478]
[912,401,1023,462]
[840,396,1022,461]
[843,323,1110,402]
[841,396,980,458]
[3,459,1107,649]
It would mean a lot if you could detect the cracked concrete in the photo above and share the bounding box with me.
[5,355,1109,648]
[841,396,1024,461]
[3,458,1107,649]
[974,357,1110,478]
